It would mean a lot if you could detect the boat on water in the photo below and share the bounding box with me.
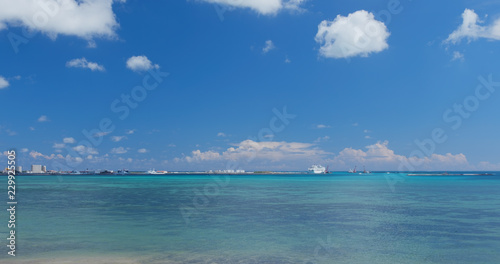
[308,164,326,174]
[99,170,114,175]
[147,169,159,174]
[348,166,357,173]
[117,169,129,175]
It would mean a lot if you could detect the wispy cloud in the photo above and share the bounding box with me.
[37,115,49,122]
[445,9,500,44]
[0,76,9,89]
[63,137,76,144]
[53,143,65,149]
[199,0,306,15]
[452,51,464,61]
[314,136,330,143]
[111,136,126,142]
[263,40,275,53]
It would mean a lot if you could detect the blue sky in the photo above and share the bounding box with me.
[1,0,500,171]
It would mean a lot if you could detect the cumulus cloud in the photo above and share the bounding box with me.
[63,137,75,143]
[138,148,148,153]
[262,40,275,53]
[111,147,127,154]
[66,57,105,71]
[73,145,99,155]
[29,150,45,159]
[0,0,121,42]
[328,141,471,171]
[199,0,306,15]
[182,139,329,163]
[185,150,221,162]
[445,9,500,44]
[217,132,227,137]
[37,115,49,122]
[125,129,135,135]
[315,10,390,59]
[126,55,159,72]
[178,139,475,171]
[0,76,9,89]
[29,150,64,160]
[316,124,329,129]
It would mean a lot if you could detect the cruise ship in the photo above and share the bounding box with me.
[308,164,326,174]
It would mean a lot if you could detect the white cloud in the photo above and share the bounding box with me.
[111,147,127,154]
[364,135,371,139]
[126,56,159,72]
[73,145,99,155]
[37,115,48,122]
[185,150,221,162]
[178,139,476,171]
[125,129,135,135]
[262,40,275,53]
[316,124,329,129]
[0,76,9,89]
[315,10,390,59]
[20,148,29,153]
[63,137,75,143]
[314,136,330,143]
[29,150,64,160]
[53,143,65,149]
[328,141,471,171]
[138,148,148,153]
[66,57,105,71]
[200,0,305,15]
[452,51,464,61]
[217,132,227,137]
[285,56,291,63]
[29,150,44,159]
[0,0,121,42]
[445,9,500,44]
[111,136,126,142]
[93,131,111,137]
[182,139,329,163]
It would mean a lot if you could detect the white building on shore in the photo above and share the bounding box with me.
[31,165,43,173]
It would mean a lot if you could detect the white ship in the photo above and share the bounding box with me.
[147,169,159,174]
[308,164,326,174]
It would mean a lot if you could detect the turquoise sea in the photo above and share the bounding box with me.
[1,172,500,263]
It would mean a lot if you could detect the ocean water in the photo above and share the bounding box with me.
[1,172,500,263]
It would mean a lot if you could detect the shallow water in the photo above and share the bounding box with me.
[1,173,500,263]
